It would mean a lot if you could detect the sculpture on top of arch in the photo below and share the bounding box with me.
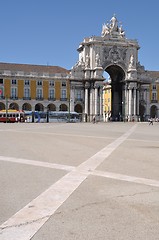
[102,14,125,38]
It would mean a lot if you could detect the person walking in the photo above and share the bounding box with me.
[149,118,153,125]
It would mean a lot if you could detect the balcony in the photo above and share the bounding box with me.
[60,98,68,101]
[48,97,56,101]
[75,98,83,102]
[10,96,18,100]
[151,100,158,103]
[23,97,31,100]
[36,97,44,101]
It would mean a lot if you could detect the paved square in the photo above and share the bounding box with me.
[0,122,159,240]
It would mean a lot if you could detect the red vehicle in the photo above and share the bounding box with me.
[0,109,25,123]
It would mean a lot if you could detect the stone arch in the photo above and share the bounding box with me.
[150,105,158,118]
[59,104,68,111]
[105,65,125,120]
[0,102,5,110]
[22,103,32,111]
[35,103,44,111]
[9,102,19,110]
[74,104,83,113]
[47,103,56,111]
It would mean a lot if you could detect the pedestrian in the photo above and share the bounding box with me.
[93,116,96,124]
[149,118,153,125]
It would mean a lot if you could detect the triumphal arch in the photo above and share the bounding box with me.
[70,15,152,121]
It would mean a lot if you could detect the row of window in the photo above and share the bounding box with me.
[0,87,83,100]
[0,79,67,87]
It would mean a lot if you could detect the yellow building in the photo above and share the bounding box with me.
[103,81,111,122]
[0,62,73,112]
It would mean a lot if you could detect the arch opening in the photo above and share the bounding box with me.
[105,65,125,120]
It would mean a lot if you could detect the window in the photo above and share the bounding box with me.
[61,89,66,99]
[36,88,43,99]
[49,89,55,99]
[152,92,157,100]
[24,80,30,86]
[49,80,54,87]
[11,87,17,98]
[152,84,156,90]
[0,79,3,84]
[24,88,30,98]
[12,79,17,85]
[76,90,82,100]
[62,81,66,87]
[37,80,42,86]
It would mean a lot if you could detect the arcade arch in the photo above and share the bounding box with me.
[150,105,158,118]
[74,104,82,113]
[0,102,5,110]
[35,103,44,111]
[9,102,19,110]
[47,103,56,111]
[22,103,32,111]
[59,104,68,111]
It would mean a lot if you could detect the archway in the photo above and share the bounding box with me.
[47,103,56,111]
[22,103,32,111]
[9,102,19,110]
[35,103,44,111]
[150,105,157,118]
[0,102,5,110]
[105,65,125,120]
[74,104,82,113]
[59,104,68,111]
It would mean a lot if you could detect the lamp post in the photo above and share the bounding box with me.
[122,101,125,122]
[6,96,8,123]
[67,78,71,123]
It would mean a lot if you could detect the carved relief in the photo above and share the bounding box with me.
[103,46,127,64]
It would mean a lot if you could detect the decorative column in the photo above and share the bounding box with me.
[89,88,93,120]
[128,88,132,119]
[99,87,103,118]
[84,86,89,122]
[137,89,140,117]
[94,86,98,115]
[133,88,137,116]
[126,86,129,117]
[70,87,75,112]
[84,87,88,114]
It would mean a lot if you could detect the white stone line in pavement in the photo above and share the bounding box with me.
[0,156,75,172]
[93,170,159,188]
[4,128,116,140]
[0,124,137,240]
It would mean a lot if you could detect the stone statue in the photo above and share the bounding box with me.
[101,23,110,37]
[95,53,101,67]
[85,54,90,68]
[129,54,134,68]
[110,14,118,32]
[119,24,125,38]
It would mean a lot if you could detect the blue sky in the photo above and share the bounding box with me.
[0,0,159,71]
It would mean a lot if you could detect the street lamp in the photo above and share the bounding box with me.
[122,101,126,122]
[6,96,8,123]
[67,78,71,123]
